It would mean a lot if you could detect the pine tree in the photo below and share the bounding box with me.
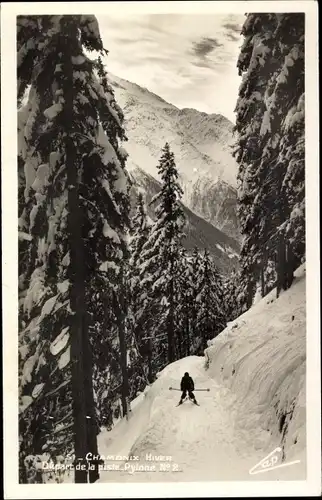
[18,15,130,483]
[175,248,194,358]
[137,143,185,374]
[113,265,130,419]
[128,193,152,385]
[234,13,305,307]
[130,193,150,269]
[234,14,278,309]
[128,193,150,365]
[223,267,240,322]
[189,247,202,353]
[270,14,305,289]
[195,250,225,351]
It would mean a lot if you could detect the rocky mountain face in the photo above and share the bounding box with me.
[108,73,240,243]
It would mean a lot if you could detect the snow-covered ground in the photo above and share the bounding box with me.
[96,265,306,483]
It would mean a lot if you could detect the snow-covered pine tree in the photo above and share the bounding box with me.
[223,267,240,323]
[113,264,131,420]
[128,192,150,353]
[234,14,278,310]
[267,14,305,290]
[254,14,305,297]
[137,143,185,374]
[195,250,225,351]
[189,247,202,353]
[234,13,305,306]
[173,247,192,358]
[130,192,150,269]
[18,15,130,483]
[17,16,42,105]
[127,193,152,386]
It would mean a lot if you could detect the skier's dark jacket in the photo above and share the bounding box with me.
[180,373,194,391]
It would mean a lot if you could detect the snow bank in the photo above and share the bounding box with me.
[205,264,306,466]
[97,389,152,462]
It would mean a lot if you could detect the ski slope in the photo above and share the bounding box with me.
[97,265,306,483]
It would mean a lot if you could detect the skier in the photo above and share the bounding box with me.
[178,372,198,405]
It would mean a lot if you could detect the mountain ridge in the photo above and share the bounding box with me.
[107,72,240,241]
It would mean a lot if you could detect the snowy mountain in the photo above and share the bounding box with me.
[94,264,306,483]
[129,166,239,273]
[108,73,240,241]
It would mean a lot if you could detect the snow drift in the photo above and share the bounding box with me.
[205,263,306,468]
[95,264,306,482]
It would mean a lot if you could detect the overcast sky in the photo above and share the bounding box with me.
[97,14,245,122]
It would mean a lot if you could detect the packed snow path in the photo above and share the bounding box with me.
[98,356,304,482]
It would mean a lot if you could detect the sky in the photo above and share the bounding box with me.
[97,14,245,122]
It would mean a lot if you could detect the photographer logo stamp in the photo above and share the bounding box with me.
[249,447,301,475]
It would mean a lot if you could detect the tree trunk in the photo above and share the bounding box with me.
[176,326,182,359]
[282,245,288,291]
[185,307,190,357]
[260,261,265,298]
[276,231,288,297]
[276,173,288,293]
[119,312,129,418]
[65,35,88,482]
[191,298,197,352]
[67,137,88,483]
[246,278,253,309]
[168,276,175,363]
[83,315,99,483]
[286,243,295,289]
[114,267,130,419]
[202,308,207,351]
[147,338,153,383]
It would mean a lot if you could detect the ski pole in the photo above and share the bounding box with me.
[169,387,210,391]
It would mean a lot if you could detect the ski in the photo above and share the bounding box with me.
[176,401,200,407]
[175,398,200,407]
[176,397,188,406]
